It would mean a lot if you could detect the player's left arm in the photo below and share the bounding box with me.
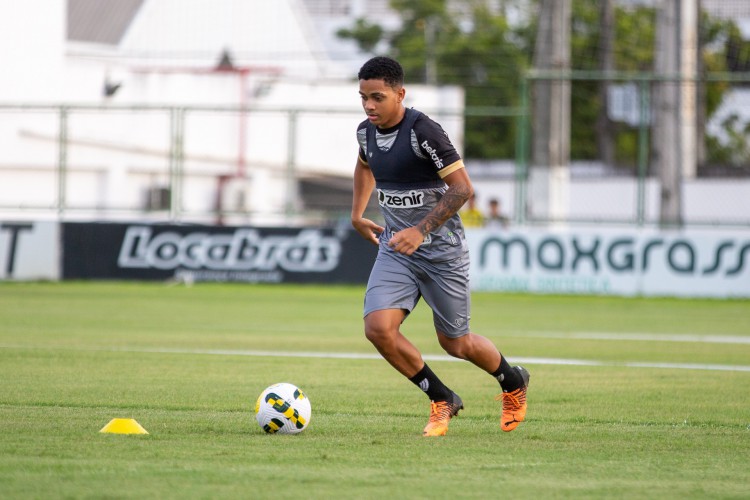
[388,168,472,256]
[416,168,472,236]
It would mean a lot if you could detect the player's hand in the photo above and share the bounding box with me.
[388,227,423,256]
[351,217,384,246]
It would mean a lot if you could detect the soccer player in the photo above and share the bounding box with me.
[350,56,530,436]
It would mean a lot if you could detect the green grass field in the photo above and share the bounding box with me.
[1,282,748,499]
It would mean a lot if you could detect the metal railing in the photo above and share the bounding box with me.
[1,71,749,227]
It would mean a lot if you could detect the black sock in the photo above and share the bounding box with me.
[409,363,453,401]
[491,353,523,392]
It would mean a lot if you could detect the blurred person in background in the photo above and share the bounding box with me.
[459,193,484,228]
[486,197,510,229]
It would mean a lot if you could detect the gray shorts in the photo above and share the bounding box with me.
[363,249,471,338]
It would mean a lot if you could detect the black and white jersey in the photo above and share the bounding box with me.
[357,107,468,261]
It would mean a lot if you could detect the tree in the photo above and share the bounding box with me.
[567,1,657,164]
[704,20,750,170]
[596,0,616,168]
[569,2,739,173]
[338,0,533,158]
[441,3,531,158]
[337,0,741,167]
[336,18,384,54]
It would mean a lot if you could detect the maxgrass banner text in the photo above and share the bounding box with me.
[466,227,750,297]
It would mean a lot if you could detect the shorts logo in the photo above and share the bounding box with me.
[378,189,425,208]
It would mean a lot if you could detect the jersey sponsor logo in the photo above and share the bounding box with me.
[378,189,425,208]
[421,140,444,169]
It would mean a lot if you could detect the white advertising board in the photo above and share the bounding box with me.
[0,221,60,281]
[467,227,750,298]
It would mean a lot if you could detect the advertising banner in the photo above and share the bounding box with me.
[5,221,745,297]
[62,223,377,284]
[0,221,59,281]
[467,227,750,298]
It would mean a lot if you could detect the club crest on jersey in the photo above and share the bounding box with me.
[378,189,425,208]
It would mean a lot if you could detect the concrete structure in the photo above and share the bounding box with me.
[0,0,464,224]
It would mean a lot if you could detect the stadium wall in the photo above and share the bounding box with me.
[2,220,748,298]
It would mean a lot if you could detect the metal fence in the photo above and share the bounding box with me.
[0,104,367,226]
[1,73,749,227]
[511,70,750,228]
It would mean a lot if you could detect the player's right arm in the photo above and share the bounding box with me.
[351,156,384,245]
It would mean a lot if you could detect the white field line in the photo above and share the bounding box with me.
[137,348,750,372]
[510,332,750,344]
[1,344,748,373]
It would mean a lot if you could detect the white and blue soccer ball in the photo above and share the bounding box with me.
[255,383,312,434]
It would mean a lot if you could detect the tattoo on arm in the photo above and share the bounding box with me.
[416,183,472,236]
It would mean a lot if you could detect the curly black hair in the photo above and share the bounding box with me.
[357,56,404,89]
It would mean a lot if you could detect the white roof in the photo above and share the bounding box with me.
[72,0,348,79]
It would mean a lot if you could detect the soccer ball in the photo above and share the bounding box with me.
[254,383,312,434]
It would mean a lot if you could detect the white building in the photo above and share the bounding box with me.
[0,0,747,227]
[0,0,464,224]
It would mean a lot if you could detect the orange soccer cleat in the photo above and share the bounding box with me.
[497,366,530,432]
[422,393,463,437]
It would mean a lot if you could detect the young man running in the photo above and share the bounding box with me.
[350,56,530,436]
